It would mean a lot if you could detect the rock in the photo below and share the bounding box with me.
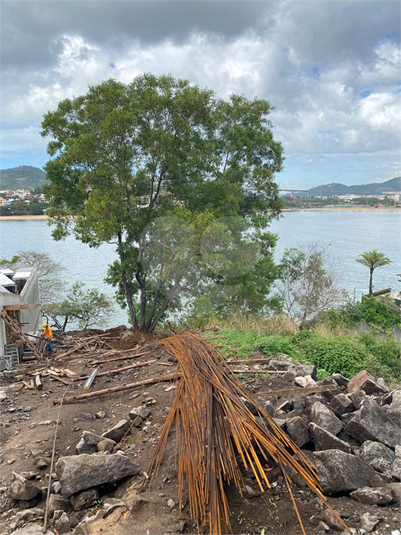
[9,472,41,501]
[167,498,176,509]
[54,511,71,533]
[267,359,292,371]
[9,522,52,535]
[350,486,393,505]
[310,401,342,435]
[33,457,49,469]
[311,449,378,493]
[95,410,106,419]
[76,430,116,455]
[103,497,127,516]
[291,364,317,379]
[360,512,381,532]
[272,418,286,430]
[359,440,395,476]
[102,419,131,442]
[71,487,100,511]
[377,378,390,393]
[52,481,62,494]
[286,416,310,448]
[321,509,345,531]
[309,423,351,453]
[347,370,385,395]
[56,453,141,497]
[97,439,115,453]
[329,393,354,416]
[295,375,317,388]
[345,397,401,449]
[392,445,401,480]
[389,482,401,504]
[129,407,151,420]
[387,389,401,422]
[348,389,366,409]
[48,494,71,515]
[332,373,349,388]
[262,399,276,416]
[11,509,45,529]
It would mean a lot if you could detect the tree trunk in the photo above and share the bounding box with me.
[121,269,138,330]
[369,267,374,296]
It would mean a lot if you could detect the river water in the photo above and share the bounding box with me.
[1,210,400,327]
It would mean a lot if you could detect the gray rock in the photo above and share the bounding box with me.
[347,389,366,409]
[262,399,276,416]
[290,364,317,380]
[310,401,342,435]
[345,397,401,449]
[71,488,100,511]
[389,482,401,504]
[350,486,393,505]
[47,494,71,515]
[386,389,401,422]
[286,416,310,448]
[54,511,71,534]
[392,445,401,480]
[377,378,390,393]
[360,512,381,532]
[52,481,62,494]
[267,359,292,371]
[9,522,52,535]
[33,457,49,470]
[309,423,351,453]
[8,472,41,501]
[56,453,141,497]
[359,441,395,476]
[294,375,317,388]
[11,509,45,529]
[347,370,384,395]
[332,373,349,388]
[102,419,131,442]
[311,449,378,493]
[129,407,151,420]
[329,394,354,416]
[103,497,127,516]
[321,509,346,532]
[97,439,115,453]
[76,431,116,454]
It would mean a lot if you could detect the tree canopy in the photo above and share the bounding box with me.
[41,74,284,331]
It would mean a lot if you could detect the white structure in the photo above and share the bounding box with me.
[0,266,41,370]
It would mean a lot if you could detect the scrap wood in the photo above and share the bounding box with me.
[22,380,34,390]
[52,373,178,404]
[1,311,43,361]
[49,375,70,385]
[145,333,350,535]
[226,358,272,365]
[255,384,338,398]
[73,359,157,381]
[231,369,286,374]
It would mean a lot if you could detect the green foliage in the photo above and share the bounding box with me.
[358,334,401,382]
[296,335,366,377]
[42,74,284,332]
[49,282,113,330]
[340,298,401,331]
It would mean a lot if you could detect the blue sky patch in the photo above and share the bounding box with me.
[360,89,372,98]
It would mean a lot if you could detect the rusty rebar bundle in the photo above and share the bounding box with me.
[146,333,349,535]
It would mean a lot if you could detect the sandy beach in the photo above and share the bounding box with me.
[0,214,49,220]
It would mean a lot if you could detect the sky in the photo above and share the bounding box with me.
[0,0,400,190]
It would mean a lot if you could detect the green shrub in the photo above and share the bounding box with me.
[297,335,367,377]
[254,335,303,359]
[359,334,401,382]
[341,298,401,331]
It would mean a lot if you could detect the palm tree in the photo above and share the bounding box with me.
[356,250,392,296]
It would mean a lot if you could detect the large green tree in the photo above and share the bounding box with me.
[356,250,392,296]
[41,74,283,332]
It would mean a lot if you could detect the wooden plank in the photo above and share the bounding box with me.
[255,384,338,398]
[73,359,157,381]
[3,304,41,311]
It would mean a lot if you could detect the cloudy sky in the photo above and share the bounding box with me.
[1,0,400,189]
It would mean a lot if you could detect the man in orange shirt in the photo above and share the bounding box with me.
[42,323,53,353]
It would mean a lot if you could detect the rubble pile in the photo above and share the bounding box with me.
[0,327,399,535]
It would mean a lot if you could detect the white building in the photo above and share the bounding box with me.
[0,266,42,370]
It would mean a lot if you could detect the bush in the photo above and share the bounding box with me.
[359,334,401,382]
[341,298,401,331]
[297,335,367,377]
[254,335,303,359]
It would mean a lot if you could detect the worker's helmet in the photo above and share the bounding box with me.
[43,323,47,327]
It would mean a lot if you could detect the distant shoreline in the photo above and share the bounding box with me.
[0,206,400,221]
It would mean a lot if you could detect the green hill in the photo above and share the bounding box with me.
[308,177,401,196]
[0,165,47,190]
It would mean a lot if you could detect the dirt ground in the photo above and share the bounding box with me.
[0,327,399,535]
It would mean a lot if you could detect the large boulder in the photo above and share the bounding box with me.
[345,397,401,449]
[385,389,401,422]
[309,423,351,453]
[359,440,395,476]
[392,445,401,480]
[56,453,141,497]
[47,494,71,516]
[310,401,342,435]
[8,472,42,501]
[347,370,385,395]
[285,416,309,448]
[76,430,116,454]
[328,393,354,416]
[310,449,379,493]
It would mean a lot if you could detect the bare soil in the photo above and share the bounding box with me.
[0,327,399,535]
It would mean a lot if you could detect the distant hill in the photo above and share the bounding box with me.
[0,165,47,190]
[307,177,401,197]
